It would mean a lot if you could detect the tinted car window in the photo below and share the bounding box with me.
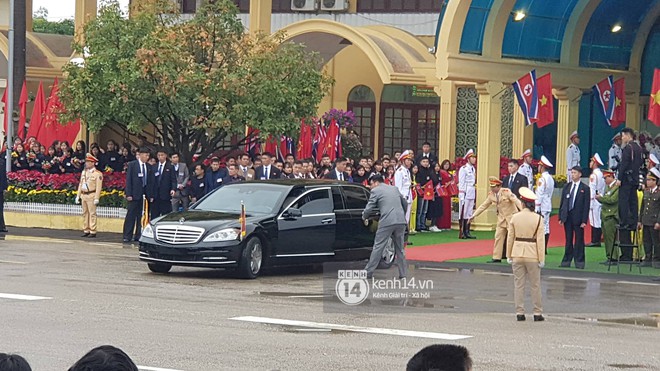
[331,187,345,211]
[194,184,286,215]
[343,186,369,209]
[290,189,333,215]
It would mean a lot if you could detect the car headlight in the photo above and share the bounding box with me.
[203,228,240,242]
[142,224,154,239]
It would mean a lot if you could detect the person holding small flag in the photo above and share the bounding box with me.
[566,131,580,179]
[470,176,522,263]
[587,153,606,247]
[415,156,438,232]
[76,153,103,238]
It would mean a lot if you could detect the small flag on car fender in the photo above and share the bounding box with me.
[240,201,246,241]
[141,196,150,229]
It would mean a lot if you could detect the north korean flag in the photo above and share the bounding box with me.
[594,76,616,126]
[513,70,539,126]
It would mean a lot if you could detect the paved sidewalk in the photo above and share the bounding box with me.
[1,226,123,244]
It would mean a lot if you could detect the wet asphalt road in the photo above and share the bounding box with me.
[0,235,659,371]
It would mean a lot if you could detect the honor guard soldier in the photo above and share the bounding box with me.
[535,155,555,253]
[470,176,522,262]
[519,149,534,188]
[638,168,660,268]
[609,133,622,173]
[506,187,545,322]
[596,169,619,264]
[566,131,581,178]
[458,149,477,239]
[587,154,606,247]
[76,153,103,238]
[394,150,414,224]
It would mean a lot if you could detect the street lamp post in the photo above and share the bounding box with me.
[5,0,15,172]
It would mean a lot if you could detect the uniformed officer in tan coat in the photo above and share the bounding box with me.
[506,187,545,322]
[470,176,522,262]
[76,153,103,238]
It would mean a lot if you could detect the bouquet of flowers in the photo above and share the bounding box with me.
[11,151,18,159]
[72,157,81,166]
[42,161,52,171]
[27,152,37,161]
[104,165,114,173]
[322,109,356,129]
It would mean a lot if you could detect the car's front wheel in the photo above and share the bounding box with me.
[237,237,263,279]
[377,237,396,269]
[148,262,172,274]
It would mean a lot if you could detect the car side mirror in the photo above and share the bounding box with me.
[284,208,302,219]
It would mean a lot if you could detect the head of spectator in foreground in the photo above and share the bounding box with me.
[137,147,150,164]
[406,344,472,371]
[368,173,384,188]
[68,345,138,371]
[0,353,32,371]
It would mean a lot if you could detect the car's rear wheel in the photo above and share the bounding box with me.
[148,262,172,274]
[377,237,396,269]
[238,237,263,279]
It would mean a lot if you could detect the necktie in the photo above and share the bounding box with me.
[339,172,343,181]
[265,166,269,179]
[158,164,163,176]
[569,183,577,210]
[508,176,513,190]
[141,164,147,187]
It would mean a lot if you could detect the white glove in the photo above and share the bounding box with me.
[535,207,540,213]
[94,199,99,206]
[74,197,80,204]
[458,193,465,201]
[538,262,545,268]
[507,258,513,264]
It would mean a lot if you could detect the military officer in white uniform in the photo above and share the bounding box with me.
[458,149,477,239]
[566,131,581,179]
[535,155,555,253]
[519,149,534,188]
[394,150,414,224]
[608,133,622,174]
[587,153,606,247]
[650,153,660,172]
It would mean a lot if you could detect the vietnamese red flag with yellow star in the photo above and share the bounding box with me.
[610,78,626,128]
[423,180,435,201]
[649,68,660,126]
[533,73,554,128]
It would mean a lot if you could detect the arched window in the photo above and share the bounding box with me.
[347,85,376,154]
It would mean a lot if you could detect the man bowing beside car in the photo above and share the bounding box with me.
[362,174,409,279]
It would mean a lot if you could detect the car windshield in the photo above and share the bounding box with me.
[193,183,287,215]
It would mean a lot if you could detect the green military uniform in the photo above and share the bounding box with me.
[639,183,660,267]
[599,182,619,261]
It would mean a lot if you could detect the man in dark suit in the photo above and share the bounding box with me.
[415,141,438,167]
[618,128,644,231]
[151,148,177,219]
[254,152,282,180]
[204,157,228,193]
[502,159,528,198]
[324,157,350,181]
[559,166,591,269]
[122,147,155,243]
[0,152,8,233]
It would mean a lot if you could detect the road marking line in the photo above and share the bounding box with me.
[547,276,590,281]
[0,293,52,301]
[616,281,660,286]
[137,366,184,371]
[0,259,27,265]
[483,272,513,276]
[418,267,458,272]
[287,295,328,298]
[230,316,472,340]
[474,298,514,304]
[5,236,73,244]
[89,242,124,248]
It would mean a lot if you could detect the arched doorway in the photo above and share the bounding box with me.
[379,85,440,156]
[347,85,376,154]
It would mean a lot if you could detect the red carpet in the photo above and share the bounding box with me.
[407,215,590,263]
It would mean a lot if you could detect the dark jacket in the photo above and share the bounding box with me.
[502,173,529,198]
[101,151,123,172]
[125,160,155,200]
[415,152,438,166]
[190,175,206,200]
[254,165,282,180]
[639,187,660,226]
[559,181,591,225]
[223,175,246,185]
[324,168,350,181]
[205,168,229,193]
[0,160,7,191]
[415,166,439,186]
[153,161,177,201]
[619,142,644,185]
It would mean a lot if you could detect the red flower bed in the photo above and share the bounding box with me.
[8,170,126,192]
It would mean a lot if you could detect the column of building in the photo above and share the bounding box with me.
[436,80,457,162]
[512,99,533,160]
[554,87,582,177]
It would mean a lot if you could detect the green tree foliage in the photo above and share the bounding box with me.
[32,7,75,36]
[59,0,332,162]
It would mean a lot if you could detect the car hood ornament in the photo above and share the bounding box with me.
[179,217,186,224]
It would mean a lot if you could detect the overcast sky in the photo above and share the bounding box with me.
[32,0,130,21]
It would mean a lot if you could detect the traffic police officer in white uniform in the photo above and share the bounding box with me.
[566,131,581,179]
[587,153,606,247]
[394,150,414,224]
[535,155,555,253]
[458,149,477,239]
[519,149,534,188]
[609,133,622,174]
